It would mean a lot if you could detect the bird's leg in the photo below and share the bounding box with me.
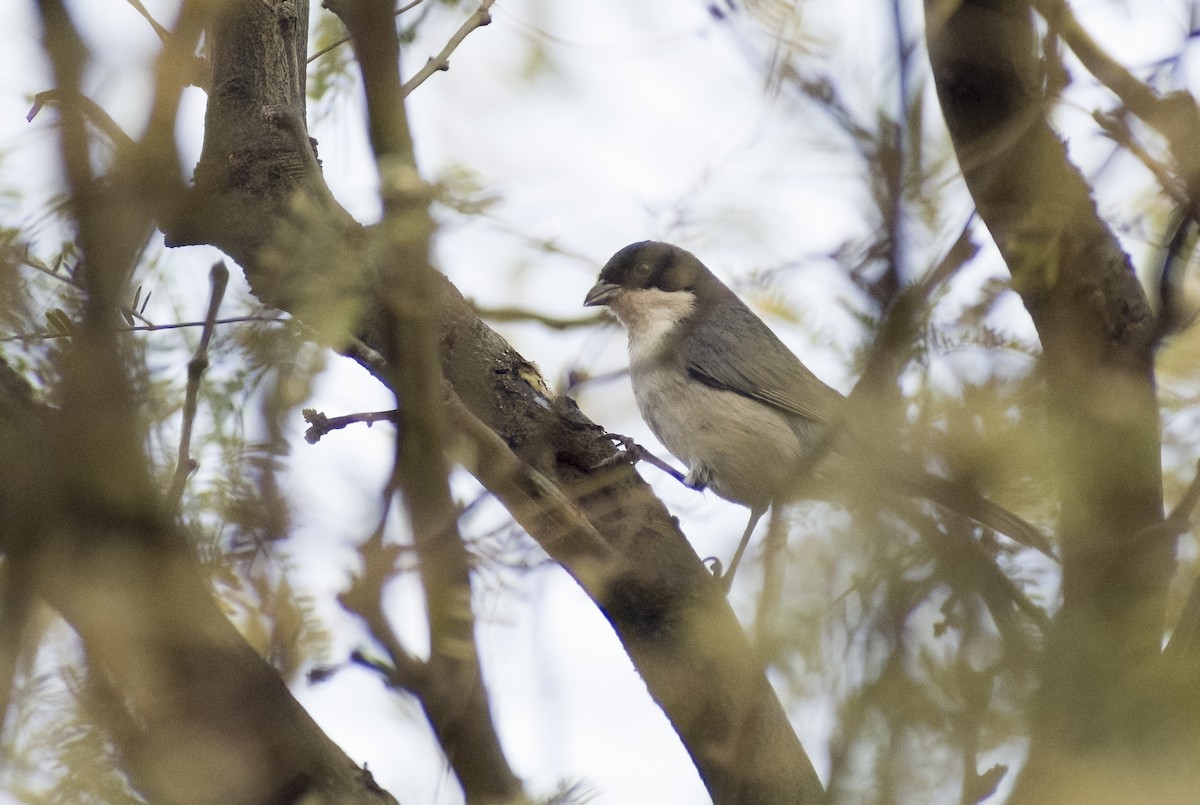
[717,506,766,593]
[599,432,688,483]
[683,463,712,492]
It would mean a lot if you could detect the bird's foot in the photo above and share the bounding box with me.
[594,433,638,470]
[702,556,734,594]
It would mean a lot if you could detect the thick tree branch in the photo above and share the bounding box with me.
[926,1,1181,801]
[18,1,400,801]
[183,1,825,801]
[331,1,525,800]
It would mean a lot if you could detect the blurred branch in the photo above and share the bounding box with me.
[399,0,495,97]
[0,551,37,759]
[332,0,525,799]
[927,1,1170,799]
[1157,457,1200,542]
[125,0,170,43]
[339,533,427,689]
[167,261,228,510]
[472,302,607,330]
[954,656,1008,805]
[1092,110,1186,206]
[1035,0,1200,223]
[308,0,425,64]
[22,0,398,800]
[1161,459,1200,661]
[1034,0,1165,120]
[26,89,135,151]
[752,506,789,660]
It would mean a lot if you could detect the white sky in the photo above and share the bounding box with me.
[0,0,1196,803]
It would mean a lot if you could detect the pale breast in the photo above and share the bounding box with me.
[630,361,813,511]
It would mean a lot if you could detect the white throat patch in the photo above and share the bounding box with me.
[610,287,696,367]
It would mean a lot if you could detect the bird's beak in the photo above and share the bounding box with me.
[584,281,621,307]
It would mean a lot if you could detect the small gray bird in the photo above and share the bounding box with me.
[584,240,1052,589]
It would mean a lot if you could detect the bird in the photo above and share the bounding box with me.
[583,240,1053,590]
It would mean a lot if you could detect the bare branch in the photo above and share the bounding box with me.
[443,390,622,570]
[26,89,136,150]
[308,0,425,64]
[303,407,399,443]
[472,302,607,331]
[0,314,287,344]
[124,0,170,43]
[167,261,228,510]
[400,0,496,98]
[1035,0,1200,213]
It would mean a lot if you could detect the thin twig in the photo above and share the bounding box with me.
[125,0,170,43]
[472,303,607,331]
[400,0,495,98]
[1035,0,1200,209]
[307,0,425,64]
[340,533,428,690]
[1093,110,1188,207]
[303,407,399,444]
[26,89,136,151]
[167,262,228,509]
[0,315,287,343]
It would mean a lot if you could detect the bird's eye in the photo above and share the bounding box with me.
[632,262,651,280]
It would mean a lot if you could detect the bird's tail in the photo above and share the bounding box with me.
[898,473,1058,561]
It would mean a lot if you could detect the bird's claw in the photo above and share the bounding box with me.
[702,556,735,594]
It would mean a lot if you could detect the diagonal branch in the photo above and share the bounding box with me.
[400,0,495,98]
[1033,0,1200,208]
[185,1,826,801]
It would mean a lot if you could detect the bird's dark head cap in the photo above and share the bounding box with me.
[584,241,709,308]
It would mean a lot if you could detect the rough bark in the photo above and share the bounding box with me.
[164,0,824,802]
[925,1,1190,800]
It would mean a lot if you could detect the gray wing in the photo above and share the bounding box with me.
[684,297,844,426]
